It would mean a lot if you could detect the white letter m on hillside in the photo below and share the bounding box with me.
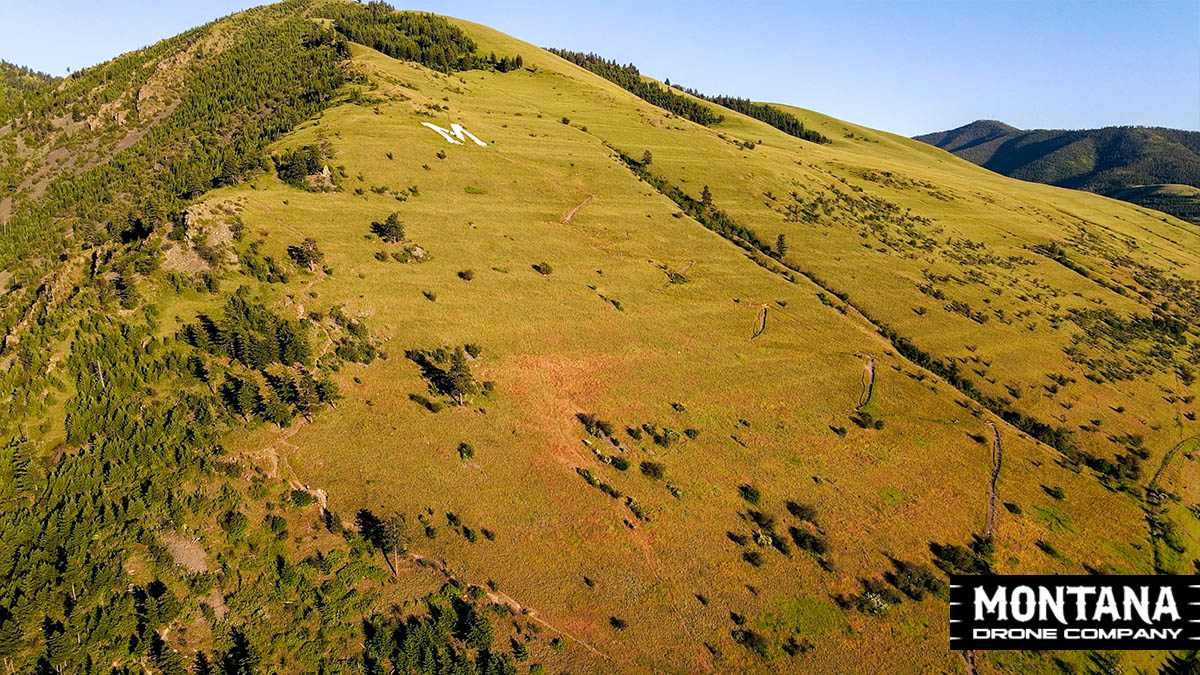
[421,122,486,146]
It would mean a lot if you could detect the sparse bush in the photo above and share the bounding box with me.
[887,560,945,600]
[738,484,761,504]
[782,636,814,657]
[789,527,828,555]
[931,536,993,575]
[408,393,443,413]
[785,501,817,522]
[578,413,615,438]
[748,510,776,530]
[290,489,316,508]
[731,628,771,659]
[640,461,665,480]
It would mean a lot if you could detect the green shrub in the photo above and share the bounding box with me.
[640,461,665,480]
[738,484,761,504]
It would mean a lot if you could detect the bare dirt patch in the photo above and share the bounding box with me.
[163,534,209,573]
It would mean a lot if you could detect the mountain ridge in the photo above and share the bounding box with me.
[915,120,1200,223]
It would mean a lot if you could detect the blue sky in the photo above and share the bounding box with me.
[1,0,1196,136]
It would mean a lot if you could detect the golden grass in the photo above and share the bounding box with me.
[164,27,1200,672]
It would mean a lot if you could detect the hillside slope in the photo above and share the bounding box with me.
[916,120,1200,223]
[0,2,1197,673]
[0,61,55,106]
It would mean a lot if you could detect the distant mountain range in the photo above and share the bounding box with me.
[915,120,1200,224]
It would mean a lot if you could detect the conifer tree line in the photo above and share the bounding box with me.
[274,141,334,189]
[546,49,724,126]
[686,92,832,144]
[184,290,313,370]
[547,48,832,144]
[317,1,524,73]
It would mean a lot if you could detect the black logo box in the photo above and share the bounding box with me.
[950,575,1200,650]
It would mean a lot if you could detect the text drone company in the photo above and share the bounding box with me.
[950,576,1199,650]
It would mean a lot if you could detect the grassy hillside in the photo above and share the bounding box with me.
[916,120,1200,224]
[0,2,1197,672]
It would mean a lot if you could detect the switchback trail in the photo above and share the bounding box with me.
[985,421,1002,537]
[751,305,768,339]
[1148,435,1199,490]
[855,354,875,411]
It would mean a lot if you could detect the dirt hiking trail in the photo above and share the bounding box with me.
[985,421,1002,536]
[562,194,595,223]
[855,354,875,411]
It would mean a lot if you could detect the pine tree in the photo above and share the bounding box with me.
[373,212,405,242]
[463,606,494,649]
[260,388,292,427]
[446,347,476,405]
[235,377,259,421]
[316,376,341,406]
[641,149,652,166]
[700,185,713,208]
[776,233,787,258]
[293,374,320,420]
[289,237,324,270]
[379,513,407,575]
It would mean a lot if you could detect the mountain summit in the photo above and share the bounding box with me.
[916,121,1200,223]
[0,1,1197,672]
[915,119,1019,150]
